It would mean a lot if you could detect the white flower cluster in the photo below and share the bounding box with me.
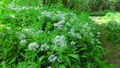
[23,28,32,33]
[56,11,66,20]
[71,41,76,45]
[54,20,65,29]
[8,2,40,11]
[41,11,52,18]
[22,28,34,37]
[6,27,12,31]
[28,42,39,51]
[40,43,49,51]
[41,10,66,20]
[82,23,91,31]
[97,32,100,35]
[42,11,67,30]
[19,39,27,46]
[48,54,57,63]
[70,13,77,20]
[36,30,43,35]
[47,66,51,68]
[53,35,66,47]
[68,28,82,39]
[16,32,26,40]
[48,54,62,63]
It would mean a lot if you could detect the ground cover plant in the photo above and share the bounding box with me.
[0,0,119,68]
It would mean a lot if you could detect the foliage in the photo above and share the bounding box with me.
[103,13,120,45]
[45,0,120,11]
[0,1,109,68]
[2,0,120,11]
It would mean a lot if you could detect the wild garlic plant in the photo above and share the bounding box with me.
[0,5,106,68]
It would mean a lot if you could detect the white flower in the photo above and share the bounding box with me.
[97,32,100,35]
[57,58,62,63]
[22,28,34,36]
[68,28,75,36]
[6,27,12,30]
[23,28,32,32]
[41,11,51,17]
[76,33,82,39]
[36,30,43,35]
[48,54,57,63]
[71,41,76,45]
[19,39,27,46]
[83,23,89,28]
[54,20,65,29]
[16,32,26,40]
[28,42,39,51]
[68,28,82,39]
[40,43,49,51]
[47,66,51,68]
[8,2,15,9]
[53,35,66,47]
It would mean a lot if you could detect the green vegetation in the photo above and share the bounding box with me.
[91,13,120,45]
[91,12,120,68]
[0,0,120,68]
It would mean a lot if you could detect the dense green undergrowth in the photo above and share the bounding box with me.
[91,12,120,45]
[102,13,120,45]
[91,12,120,68]
[0,1,115,68]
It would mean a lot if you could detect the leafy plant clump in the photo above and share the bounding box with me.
[0,3,107,68]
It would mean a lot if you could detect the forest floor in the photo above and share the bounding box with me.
[90,16,120,68]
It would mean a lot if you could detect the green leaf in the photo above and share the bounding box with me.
[87,63,91,68]
[8,57,17,65]
[63,56,71,66]
[59,64,65,68]
[38,56,46,62]
[51,62,59,68]
[68,54,79,60]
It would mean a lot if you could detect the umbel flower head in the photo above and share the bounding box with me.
[16,32,26,40]
[28,42,39,51]
[48,54,57,63]
[19,39,27,46]
[40,43,49,51]
[48,54,62,63]
[53,35,66,47]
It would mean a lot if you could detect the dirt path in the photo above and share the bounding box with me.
[100,25,120,68]
[90,16,120,68]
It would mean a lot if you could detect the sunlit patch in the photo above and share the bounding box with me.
[0,24,6,30]
[90,12,120,25]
